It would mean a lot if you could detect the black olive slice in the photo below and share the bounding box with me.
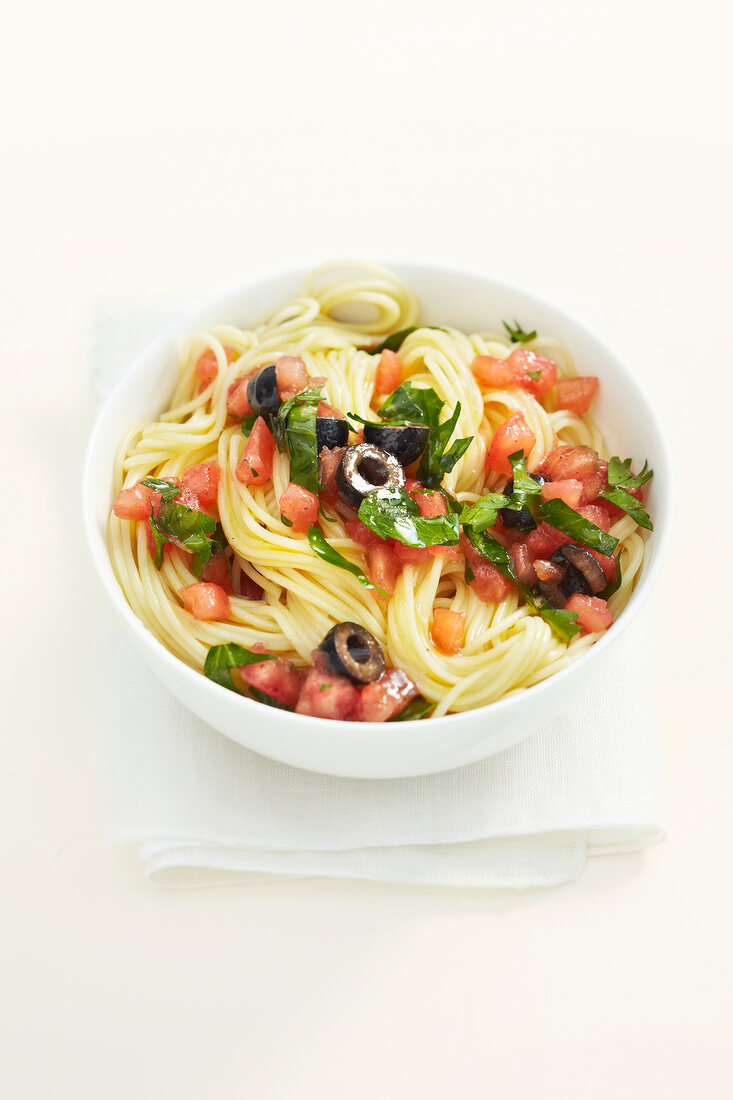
[498,473,546,531]
[247,363,279,418]
[335,443,406,508]
[318,622,386,684]
[363,423,429,467]
[316,417,349,451]
[550,544,607,595]
[538,580,569,609]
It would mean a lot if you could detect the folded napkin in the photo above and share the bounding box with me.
[95,305,664,888]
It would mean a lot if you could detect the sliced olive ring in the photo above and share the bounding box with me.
[363,423,429,467]
[539,543,607,607]
[498,473,545,531]
[316,417,349,451]
[247,363,279,418]
[318,622,386,684]
[335,443,405,508]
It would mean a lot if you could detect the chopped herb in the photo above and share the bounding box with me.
[601,456,654,530]
[378,383,473,488]
[507,451,544,511]
[140,477,182,503]
[192,522,228,579]
[281,515,293,528]
[526,369,541,381]
[600,559,623,600]
[600,487,654,531]
[389,696,436,721]
[320,683,331,692]
[459,492,512,533]
[368,326,445,355]
[465,560,475,584]
[203,643,276,692]
[539,498,620,556]
[149,499,218,571]
[358,488,460,548]
[502,319,537,344]
[606,456,653,490]
[240,413,257,435]
[307,527,388,596]
[248,687,295,711]
[148,505,167,569]
[285,402,319,494]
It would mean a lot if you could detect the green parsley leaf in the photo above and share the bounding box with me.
[203,643,276,692]
[606,456,653,490]
[388,696,436,721]
[307,527,388,596]
[140,477,182,503]
[502,319,537,344]
[378,383,473,489]
[358,488,459,548]
[600,487,653,531]
[539,498,619,555]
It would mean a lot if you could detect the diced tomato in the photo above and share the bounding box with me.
[578,470,606,505]
[533,558,564,584]
[486,413,536,476]
[178,582,230,621]
[461,537,512,603]
[524,522,573,560]
[411,489,448,518]
[541,478,583,509]
[176,485,203,512]
[345,518,382,546]
[195,346,235,390]
[556,375,599,414]
[318,445,346,503]
[236,417,275,487]
[366,544,402,595]
[506,348,557,397]
[201,553,232,593]
[275,355,309,400]
[295,668,360,720]
[144,520,174,560]
[540,444,600,483]
[235,657,303,708]
[564,593,613,634]
[279,482,320,533]
[471,354,517,389]
[182,460,220,509]
[431,608,465,654]
[353,668,419,722]
[509,543,537,587]
[428,544,460,560]
[578,503,612,532]
[227,372,256,418]
[392,542,433,566]
[404,478,423,493]
[317,401,346,420]
[588,548,618,582]
[375,349,402,394]
[113,480,163,521]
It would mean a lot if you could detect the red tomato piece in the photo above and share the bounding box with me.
[345,518,382,547]
[564,594,613,634]
[236,658,303,708]
[540,478,583,509]
[235,569,265,600]
[524,523,573,560]
[353,668,419,723]
[113,480,162,521]
[176,485,203,512]
[428,544,460,560]
[578,470,606,505]
[318,445,346,503]
[195,346,235,390]
[392,543,433,566]
[201,553,232,593]
[275,355,309,400]
[226,372,257,418]
[316,401,347,420]
[178,582,230,621]
[533,558,565,584]
[506,348,558,397]
[236,417,275,486]
[431,608,465,654]
[509,543,537,587]
[578,503,612,532]
[588,548,618,582]
[540,444,600,483]
[182,460,220,509]
[486,413,536,476]
[411,489,448,518]
[460,533,512,603]
[366,544,402,595]
[471,354,516,389]
[375,349,402,394]
[556,376,599,414]
[295,668,360,720]
[278,482,320,533]
[145,520,175,560]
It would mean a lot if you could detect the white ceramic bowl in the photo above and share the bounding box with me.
[83,263,672,778]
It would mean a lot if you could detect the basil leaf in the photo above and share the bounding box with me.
[600,487,653,531]
[440,434,473,475]
[285,402,319,494]
[192,523,229,580]
[607,456,653,490]
[379,382,443,426]
[307,527,388,596]
[523,596,581,641]
[462,527,513,573]
[140,477,182,503]
[600,558,622,600]
[203,643,276,692]
[507,451,543,510]
[378,385,472,489]
[502,319,537,343]
[241,413,257,435]
[154,500,218,568]
[358,488,459,548]
[389,696,436,721]
[248,687,295,712]
[459,493,511,533]
[278,385,324,423]
[440,489,464,515]
[464,560,475,583]
[369,326,445,355]
[539,499,619,555]
[148,506,167,570]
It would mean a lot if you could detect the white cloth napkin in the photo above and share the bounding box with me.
[95,305,664,888]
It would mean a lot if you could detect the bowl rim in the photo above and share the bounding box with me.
[82,258,674,744]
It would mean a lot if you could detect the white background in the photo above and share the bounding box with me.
[2,1,731,1096]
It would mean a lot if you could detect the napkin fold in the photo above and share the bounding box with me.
[96,305,664,888]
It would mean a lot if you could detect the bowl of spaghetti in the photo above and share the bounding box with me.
[83,261,671,778]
